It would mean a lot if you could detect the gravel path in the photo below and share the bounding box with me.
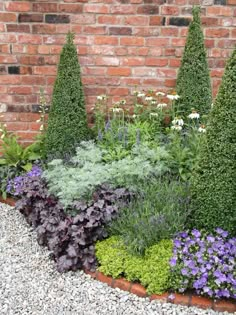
[0,202,234,315]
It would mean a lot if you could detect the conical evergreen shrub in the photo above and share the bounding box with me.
[45,32,89,157]
[190,48,236,235]
[175,6,212,116]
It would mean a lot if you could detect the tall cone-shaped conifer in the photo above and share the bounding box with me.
[175,6,212,116]
[190,48,236,235]
[45,32,89,157]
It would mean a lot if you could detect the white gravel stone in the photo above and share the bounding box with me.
[0,203,235,315]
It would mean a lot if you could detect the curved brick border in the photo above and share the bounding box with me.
[1,196,235,314]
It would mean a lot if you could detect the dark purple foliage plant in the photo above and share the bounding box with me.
[14,168,132,272]
[170,229,236,300]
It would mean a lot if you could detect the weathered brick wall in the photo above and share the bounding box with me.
[0,0,235,143]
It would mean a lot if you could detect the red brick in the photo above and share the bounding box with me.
[0,34,17,43]
[205,28,230,38]
[201,17,218,26]
[56,25,71,34]
[32,3,58,13]
[32,24,57,34]
[0,56,17,64]
[218,39,236,48]
[94,36,118,45]
[191,296,213,309]
[33,66,57,75]
[38,45,50,54]
[172,38,186,46]
[213,300,236,313]
[1,113,19,122]
[169,59,181,67]
[145,58,168,66]
[137,5,159,14]
[84,26,106,35]
[7,24,30,33]
[228,0,236,4]
[0,196,16,207]
[84,4,109,13]
[161,6,179,15]
[121,78,141,86]
[97,16,122,25]
[170,293,190,306]
[133,27,160,37]
[20,67,33,75]
[150,293,168,302]
[16,132,38,141]
[161,28,179,36]
[109,27,132,36]
[120,37,144,46]
[113,278,131,292]
[84,87,106,96]
[165,79,176,87]
[164,48,176,56]
[0,75,21,85]
[110,88,129,96]
[71,14,96,25]
[18,35,42,44]
[83,269,97,279]
[146,38,170,47]
[143,78,164,85]
[96,272,113,286]
[18,14,43,23]
[125,16,149,26]
[130,284,147,298]
[5,2,31,12]
[0,13,17,22]
[121,57,145,66]
[8,86,32,95]
[157,68,177,77]
[204,39,215,48]
[21,76,45,85]
[149,16,163,25]
[107,67,131,76]
[110,5,137,14]
[58,4,83,13]
[19,113,40,122]
[7,122,28,131]
[27,45,38,55]
[95,57,119,66]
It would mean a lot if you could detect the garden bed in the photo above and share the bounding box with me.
[1,197,235,314]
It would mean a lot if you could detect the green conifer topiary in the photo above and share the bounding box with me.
[45,32,89,157]
[190,48,236,235]
[175,6,212,116]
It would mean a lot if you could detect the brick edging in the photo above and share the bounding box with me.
[84,269,236,313]
[1,197,235,313]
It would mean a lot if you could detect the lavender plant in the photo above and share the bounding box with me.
[170,229,236,299]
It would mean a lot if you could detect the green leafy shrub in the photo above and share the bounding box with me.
[175,6,212,116]
[108,179,190,255]
[45,32,89,158]
[95,236,173,294]
[190,48,236,235]
[43,141,169,207]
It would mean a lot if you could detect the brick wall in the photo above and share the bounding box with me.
[0,0,235,143]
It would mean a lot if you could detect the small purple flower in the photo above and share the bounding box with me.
[168,293,175,301]
[170,257,177,267]
[181,268,189,276]
[192,229,201,238]
[174,239,182,248]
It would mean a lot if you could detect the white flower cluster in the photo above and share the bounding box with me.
[167,94,180,101]
[171,117,184,131]
[97,94,107,101]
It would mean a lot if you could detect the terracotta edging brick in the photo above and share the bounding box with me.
[0,198,235,313]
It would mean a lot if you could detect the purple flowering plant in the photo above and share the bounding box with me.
[6,165,42,196]
[170,229,236,300]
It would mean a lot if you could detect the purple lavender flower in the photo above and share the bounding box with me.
[192,229,201,238]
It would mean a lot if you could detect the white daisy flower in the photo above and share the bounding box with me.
[145,96,153,101]
[172,117,184,126]
[157,103,167,109]
[198,125,206,133]
[97,94,107,101]
[36,119,41,123]
[150,112,158,117]
[171,125,182,131]
[119,100,126,105]
[156,91,165,96]
[188,111,200,119]
[167,94,180,101]
[151,100,157,105]
[137,93,145,98]
[39,125,44,131]
[112,108,123,113]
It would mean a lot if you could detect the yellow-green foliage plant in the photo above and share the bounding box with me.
[95,236,173,294]
[175,6,212,116]
[190,48,236,235]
